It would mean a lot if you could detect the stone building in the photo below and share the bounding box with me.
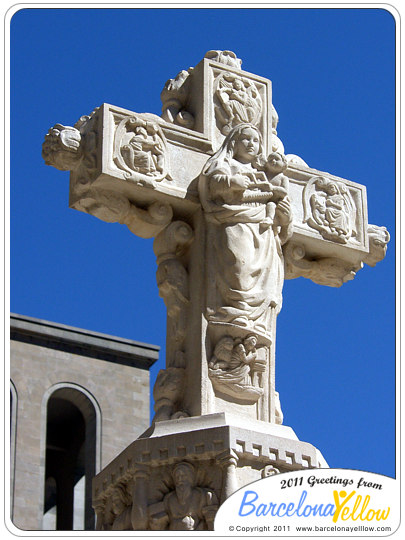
[10,313,158,531]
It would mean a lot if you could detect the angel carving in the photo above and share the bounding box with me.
[214,73,262,134]
[303,176,357,244]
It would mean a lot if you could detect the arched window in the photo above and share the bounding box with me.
[41,385,101,530]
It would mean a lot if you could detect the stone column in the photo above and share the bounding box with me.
[131,467,149,530]
[217,449,239,504]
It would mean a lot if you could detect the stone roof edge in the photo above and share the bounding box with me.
[10,313,159,370]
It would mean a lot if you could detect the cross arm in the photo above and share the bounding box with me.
[42,102,388,286]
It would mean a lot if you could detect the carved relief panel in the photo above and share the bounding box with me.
[207,62,271,151]
[303,176,357,244]
[162,52,273,153]
[213,72,263,135]
[285,166,368,256]
[95,461,221,531]
[208,335,266,404]
[112,114,171,187]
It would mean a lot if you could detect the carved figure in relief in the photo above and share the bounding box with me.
[122,126,164,175]
[156,259,189,341]
[304,176,356,243]
[199,123,292,341]
[208,334,266,402]
[95,483,133,530]
[109,483,133,530]
[215,73,262,134]
[149,462,218,531]
[261,151,289,231]
[114,116,169,185]
[152,367,188,422]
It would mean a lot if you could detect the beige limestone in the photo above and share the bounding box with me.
[42,50,389,531]
[10,314,156,530]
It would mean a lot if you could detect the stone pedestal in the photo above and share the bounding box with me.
[92,413,327,530]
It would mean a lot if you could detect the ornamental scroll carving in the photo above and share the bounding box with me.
[303,176,357,243]
[113,116,170,186]
[75,189,173,239]
[284,242,360,288]
[214,72,262,135]
[161,68,195,129]
[261,465,281,478]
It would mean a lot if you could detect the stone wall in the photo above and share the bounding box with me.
[10,314,158,531]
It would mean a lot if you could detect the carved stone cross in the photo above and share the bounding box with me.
[42,50,389,530]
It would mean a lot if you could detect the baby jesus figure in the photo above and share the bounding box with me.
[260,151,289,231]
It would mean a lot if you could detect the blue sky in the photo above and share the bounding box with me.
[10,7,396,478]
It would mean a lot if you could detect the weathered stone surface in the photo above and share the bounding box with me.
[92,413,327,530]
[42,50,389,530]
[10,314,157,530]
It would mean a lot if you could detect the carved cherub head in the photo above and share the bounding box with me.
[267,152,288,174]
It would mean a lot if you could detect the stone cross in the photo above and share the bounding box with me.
[42,50,389,530]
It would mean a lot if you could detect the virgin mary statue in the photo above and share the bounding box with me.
[198,123,292,343]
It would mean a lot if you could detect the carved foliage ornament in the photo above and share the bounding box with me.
[114,116,170,186]
[303,176,357,244]
[214,72,262,135]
